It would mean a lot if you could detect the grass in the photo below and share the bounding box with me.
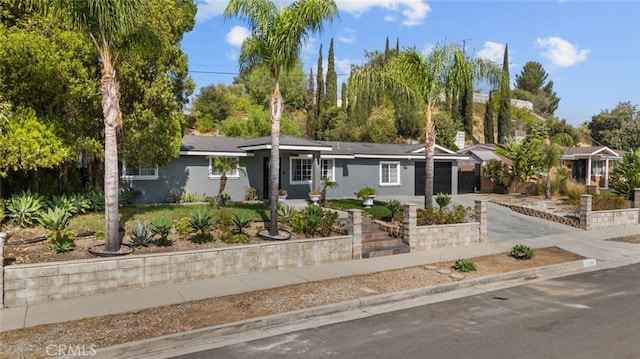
[325,199,402,221]
[66,203,271,234]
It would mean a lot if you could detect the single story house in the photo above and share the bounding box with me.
[457,144,513,193]
[561,146,622,188]
[121,135,469,203]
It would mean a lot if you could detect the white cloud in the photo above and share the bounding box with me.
[384,15,396,22]
[477,41,505,63]
[225,26,251,47]
[337,29,356,44]
[535,37,589,67]
[195,0,227,23]
[336,0,431,26]
[302,38,317,55]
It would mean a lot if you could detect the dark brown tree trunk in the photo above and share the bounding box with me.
[216,173,228,206]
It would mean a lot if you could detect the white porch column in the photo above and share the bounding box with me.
[312,152,321,191]
[604,158,610,188]
[586,157,592,186]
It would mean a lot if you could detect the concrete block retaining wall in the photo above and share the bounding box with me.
[580,194,640,230]
[2,235,353,307]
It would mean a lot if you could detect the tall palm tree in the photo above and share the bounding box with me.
[28,0,158,251]
[225,0,338,236]
[350,45,457,208]
[210,156,244,206]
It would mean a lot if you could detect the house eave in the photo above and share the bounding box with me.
[180,151,254,157]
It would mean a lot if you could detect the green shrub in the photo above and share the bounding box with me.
[232,211,252,234]
[174,217,193,236]
[149,216,173,246]
[244,187,259,201]
[385,199,402,221]
[417,205,471,225]
[213,208,234,229]
[610,148,640,200]
[191,233,215,244]
[510,244,534,260]
[6,190,45,227]
[38,207,70,232]
[290,206,339,237]
[129,221,153,247]
[453,259,477,272]
[435,193,451,209]
[119,188,141,205]
[483,159,514,190]
[188,208,214,235]
[592,194,630,211]
[356,186,376,198]
[49,229,75,253]
[168,191,208,203]
[86,190,105,212]
[222,233,250,244]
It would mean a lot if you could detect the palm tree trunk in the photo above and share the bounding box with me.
[101,47,122,252]
[269,81,283,236]
[545,176,552,200]
[216,173,227,206]
[424,105,435,208]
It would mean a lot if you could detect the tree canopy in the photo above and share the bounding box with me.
[588,101,640,151]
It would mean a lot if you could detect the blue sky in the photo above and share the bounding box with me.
[182,0,640,126]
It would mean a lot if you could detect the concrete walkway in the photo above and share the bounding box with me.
[2,218,639,333]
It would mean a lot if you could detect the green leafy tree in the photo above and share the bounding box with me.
[325,38,337,109]
[514,61,560,116]
[432,112,458,149]
[497,44,511,144]
[225,0,338,236]
[588,102,640,151]
[364,106,397,144]
[539,142,563,199]
[351,44,460,208]
[610,148,640,200]
[192,84,232,123]
[238,61,307,111]
[483,90,496,143]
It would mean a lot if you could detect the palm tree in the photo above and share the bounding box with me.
[319,176,338,203]
[210,156,244,206]
[350,45,458,208]
[540,142,563,200]
[28,0,156,252]
[225,0,338,236]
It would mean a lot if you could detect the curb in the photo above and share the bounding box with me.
[95,258,597,359]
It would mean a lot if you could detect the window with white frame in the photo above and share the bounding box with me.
[321,159,335,181]
[591,160,603,176]
[379,161,400,186]
[122,162,158,180]
[208,157,240,179]
[290,156,313,183]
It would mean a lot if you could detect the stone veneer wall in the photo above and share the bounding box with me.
[2,235,353,307]
[402,201,486,252]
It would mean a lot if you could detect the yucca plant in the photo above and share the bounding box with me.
[129,221,153,247]
[386,199,402,222]
[435,192,451,209]
[6,190,44,227]
[188,208,214,235]
[149,216,173,246]
[232,211,253,234]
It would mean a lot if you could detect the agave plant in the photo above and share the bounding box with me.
[149,216,173,246]
[68,194,91,215]
[188,208,214,235]
[38,207,71,232]
[86,190,105,212]
[435,192,451,209]
[47,195,76,214]
[6,190,45,227]
[385,199,403,222]
[129,221,153,247]
[231,211,252,234]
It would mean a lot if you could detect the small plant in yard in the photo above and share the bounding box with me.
[86,190,105,212]
[565,180,586,203]
[435,193,451,209]
[149,216,173,246]
[232,211,253,234]
[453,259,477,272]
[510,244,534,260]
[386,199,402,222]
[6,190,45,227]
[47,195,76,215]
[356,186,376,199]
[244,187,259,201]
[417,205,471,225]
[222,232,250,244]
[188,208,214,235]
[592,194,629,211]
[277,203,295,223]
[174,217,193,236]
[129,222,153,247]
[192,232,215,244]
[49,229,75,253]
[38,207,74,253]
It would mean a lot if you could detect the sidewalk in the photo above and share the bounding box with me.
[2,223,639,333]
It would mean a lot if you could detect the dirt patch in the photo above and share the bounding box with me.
[0,247,583,358]
[485,193,580,218]
[606,234,640,244]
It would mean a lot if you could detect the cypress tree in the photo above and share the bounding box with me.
[462,82,474,137]
[341,81,347,109]
[497,44,511,144]
[306,68,316,138]
[484,90,495,143]
[326,38,337,109]
[315,44,325,118]
[395,38,399,52]
[384,36,390,59]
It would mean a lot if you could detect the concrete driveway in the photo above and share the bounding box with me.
[375,194,578,243]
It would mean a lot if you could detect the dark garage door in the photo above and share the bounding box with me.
[415,161,452,195]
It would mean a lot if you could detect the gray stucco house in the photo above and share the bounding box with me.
[121,135,469,203]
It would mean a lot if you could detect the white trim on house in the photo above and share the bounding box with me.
[320,155,355,159]
[410,144,458,155]
[121,162,159,181]
[208,157,241,179]
[240,144,333,152]
[289,155,314,185]
[179,151,253,157]
[321,159,335,181]
[379,161,401,186]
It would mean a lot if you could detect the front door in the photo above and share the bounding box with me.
[572,159,587,183]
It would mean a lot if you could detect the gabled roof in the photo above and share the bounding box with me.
[457,143,497,153]
[561,146,622,159]
[179,135,466,160]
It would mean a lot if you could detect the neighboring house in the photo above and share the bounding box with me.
[561,146,622,188]
[458,144,512,193]
[121,135,468,203]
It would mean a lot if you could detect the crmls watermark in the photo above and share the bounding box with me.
[46,344,97,357]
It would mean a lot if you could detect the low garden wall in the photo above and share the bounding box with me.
[490,201,581,228]
[580,194,640,230]
[401,201,487,252]
[1,234,355,308]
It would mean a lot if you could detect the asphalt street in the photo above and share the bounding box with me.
[179,262,640,359]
